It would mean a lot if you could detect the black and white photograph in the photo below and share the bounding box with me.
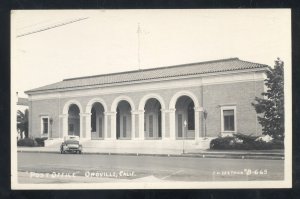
[11,9,292,189]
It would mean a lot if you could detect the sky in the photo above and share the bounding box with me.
[11,9,291,98]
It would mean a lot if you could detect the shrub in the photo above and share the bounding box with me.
[210,133,284,150]
[35,137,48,147]
[234,133,257,144]
[210,136,236,150]
[17,138,38,147]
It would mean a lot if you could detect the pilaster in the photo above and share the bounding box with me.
[104,111,117,140]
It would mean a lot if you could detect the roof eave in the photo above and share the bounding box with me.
[25,66,268,95]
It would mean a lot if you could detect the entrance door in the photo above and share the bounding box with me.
[122,116,127,138]
[149,115,153,137]
[178,114,183,138]
[98,116,103,138]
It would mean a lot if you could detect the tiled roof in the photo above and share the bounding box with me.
[17,97,29,106]
[25,58,268,93]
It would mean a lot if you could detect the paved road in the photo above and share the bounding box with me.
[17,152,284,183]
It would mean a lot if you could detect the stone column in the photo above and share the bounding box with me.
[104,111,117,140]
[104,112,108,139]
[130,111,136,140]
[132,110,144,140]
[160,109,167,139]
[163,109,176,140]
[59,114,68,139]
[82,113,92,140]
[194,107,204,139]
[79,113,86,139]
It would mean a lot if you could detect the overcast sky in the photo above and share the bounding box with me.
[11,9,291,98]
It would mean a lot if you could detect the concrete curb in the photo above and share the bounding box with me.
[17,149,284,160]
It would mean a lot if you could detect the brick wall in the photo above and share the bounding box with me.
[30,99,60,138]
[203,80,264,137]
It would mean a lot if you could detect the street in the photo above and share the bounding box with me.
[17,152,284,183]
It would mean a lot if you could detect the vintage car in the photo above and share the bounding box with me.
[60,135,82,154]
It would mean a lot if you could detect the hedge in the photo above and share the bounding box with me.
[17,138,38,147]
[210,133,284,150]
[35,137,48,147]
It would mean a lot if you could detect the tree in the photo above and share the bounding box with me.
[252,58,284,140]
[17,109,29,138]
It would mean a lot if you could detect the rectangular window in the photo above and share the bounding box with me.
[223,110,235,131]
[43,118,48,134]
[221,106,236,133]
[41,117,49,135]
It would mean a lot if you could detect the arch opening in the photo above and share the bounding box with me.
[91,102,105,139]
[68,104,80,137]
[116,100,132,139]
[175,96,195,139]
[144,98,162,139]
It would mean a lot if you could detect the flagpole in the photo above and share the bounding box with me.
[137,23,141,70]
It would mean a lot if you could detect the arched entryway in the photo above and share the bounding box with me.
[68,104,80,136]
[175,96,195,139]
[116,100,132,139]
[91,102,105,139]
[144,98,162,139]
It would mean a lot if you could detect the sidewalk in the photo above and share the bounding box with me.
[17,144,284,160]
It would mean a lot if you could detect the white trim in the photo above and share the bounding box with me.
[220,105,237,134]
[110,95,136,112]
[40,116,50,137]
[28,71,266,101]
[85,98,108,113]
[138,93,166,110]
[202,71,265,86]
[169,90,200,110]
[26,68,267,95]
[62,99,83,114]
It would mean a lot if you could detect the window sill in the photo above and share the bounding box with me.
[221,132,235,137]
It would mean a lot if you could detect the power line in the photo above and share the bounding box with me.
[17,17,89,38]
